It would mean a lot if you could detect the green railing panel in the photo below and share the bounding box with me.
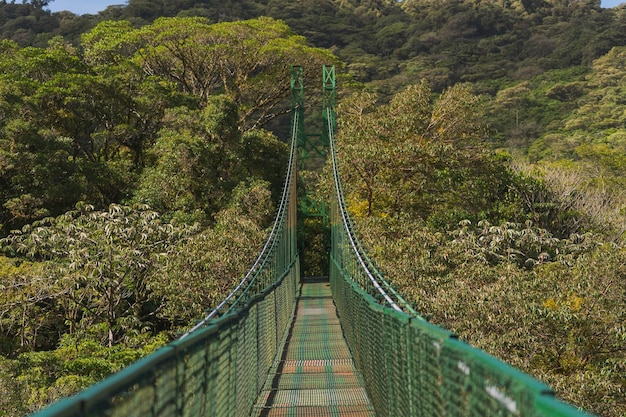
[440,336,471,416]
[34,258,300,417]
[325,63,595,417]
[441,337,547,417]
[409,318,455,417]
[330,264,596,417]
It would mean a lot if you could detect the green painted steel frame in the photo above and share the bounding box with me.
[294,65,331,275]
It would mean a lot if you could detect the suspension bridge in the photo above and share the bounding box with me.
[34,66,592,417]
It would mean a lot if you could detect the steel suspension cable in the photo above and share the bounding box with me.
[326,107,417,315]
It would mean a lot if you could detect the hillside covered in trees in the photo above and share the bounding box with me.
[0,0,625,416]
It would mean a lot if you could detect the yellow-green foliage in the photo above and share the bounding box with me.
[0,333,168,415]
[333,83,516,226]
[352,215,626,417]
[332,81,626,416]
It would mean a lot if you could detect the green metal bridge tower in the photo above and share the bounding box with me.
[291,65,335,276]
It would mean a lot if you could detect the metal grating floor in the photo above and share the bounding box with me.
[252,277,376,417]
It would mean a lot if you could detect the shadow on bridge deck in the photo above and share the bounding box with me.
[252,277,376,417]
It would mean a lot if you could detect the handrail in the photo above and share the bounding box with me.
[325,68,592,417]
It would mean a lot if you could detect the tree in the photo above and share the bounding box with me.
[133,101,237,224]
[0,332,167,415]
[0,37,163,234]
[564,46,626,131]
[0,255,57,353]
[151,180,274,324]
[88,16,338,131]
[495,82,531,130]
[133,96,288,224]
[332,82,511,226]
[1,203,195,348]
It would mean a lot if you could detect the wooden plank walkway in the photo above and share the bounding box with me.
[252,277,376,417]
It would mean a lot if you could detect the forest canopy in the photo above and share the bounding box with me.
[0,14,335,415]
[1,0,625,416]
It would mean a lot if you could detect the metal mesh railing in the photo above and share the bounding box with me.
[326,102,594,417]
[32,100,302,417]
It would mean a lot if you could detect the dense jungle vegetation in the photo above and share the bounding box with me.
[0,0,625,415]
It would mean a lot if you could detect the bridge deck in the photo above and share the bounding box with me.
[252,277,376,417]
